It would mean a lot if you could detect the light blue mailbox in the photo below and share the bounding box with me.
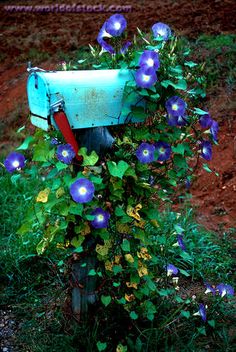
[27,68,140,131]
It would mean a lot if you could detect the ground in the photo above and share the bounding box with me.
[0,0,235,233]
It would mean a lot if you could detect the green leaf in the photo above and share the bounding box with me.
[161,79,187,90]
[56,161,68,171]
[107,160,129,179]
[208,319,216,328]
[203,163,212,173]
[181,310,191,319]
[69,203,83,216]
[32,140,53,162]
[73,246,83,253]
[17,136,34,150]
[131,106,147,121]
[184,61,198,68]
[78,147,99,166]
[130,311,138,320]
[101,295,111,307]
[88,269,97,276]
[96,341,107,351]
[121,239,130,252]
[115,206,126,217]
[172,144,185,156]
[193,107,208,115]
[179,269,190,277]
[113,265,123,275]
[10,174,21,185]
[197,327,206,336]
[113,282,120,287]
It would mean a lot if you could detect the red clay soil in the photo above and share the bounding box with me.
[0,0,235,231]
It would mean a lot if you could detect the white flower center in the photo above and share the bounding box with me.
[157,29,165,36]
[202,147,207,154]
[221,289,226,297]
[167,269,173,276]
[172,104,178,111]
[12,160,20,168]
[147,58,154,67]
[79,187,87,195]
[142,74,150,82]
[114,22,121,30]
[97,214,104,222]
[143,149,149,156]
[62,150,69,157]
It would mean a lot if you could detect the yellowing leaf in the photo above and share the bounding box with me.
[127,204,142,221]
[125,254,134,263]
[81,222,91,236]
[56,187,65,199]
[125,293,135,302]
[114,255,122,264]
[137,247,152,261]
[138,261,148,277]
[96,240,112,256]
[134,219,146,228]
[105,261,113,271]
[150,219,159,228]
[126,282,138,289]
[116,222,132,234]
[36,188,50,203]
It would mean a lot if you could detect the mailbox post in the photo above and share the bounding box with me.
[27,66,141,319]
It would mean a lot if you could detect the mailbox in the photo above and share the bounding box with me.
[27,69,140,131]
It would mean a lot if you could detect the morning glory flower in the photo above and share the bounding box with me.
[138,50,160,70]
[50,137,60,145]
[155,141,171,161]
[216,283,234,297]
[4,152,25,173]
[165,96,186,117]
[177,234,186,251]
[56,144,75,164]
[199,113,213,128]
[136,142,155,164]
[135,67,157,89]
[97,22,115,54]
[105,14,127,37]
[199,303,207,322]
[204,282,216,295]
[177,115,189,126]
[70,178,95,203]
[91,207,110,229]
[210,120,219,142]
[201,140,212,161]
[167,264,179,276]
[152,22,171,41]
[166,115,178,126]
[120,41,132,55]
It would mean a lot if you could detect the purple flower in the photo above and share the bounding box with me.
[166,115,178,126]
[177,115,189,126]
[105,14,127,37]
[204,282,216,295]
[199,113,213,129]
[210,120,219,142]
[97,22,115,54]
[185,178,191,189]
[120,41,132,55]
[155,141,171,161]
[199,303,207,322]
[136,142,155,164]
[167,264,179,276]
[135,67,157,89]
[56,144,75,164]
[216,283,234,297]
[201,140,212,161]
[70,178,95,204]
[177,234,186,251]
[50,137,60,145]
[152,22,171,41]
[91,207,110,229]
[165,96,186,117]
[4,152,25,173]
[138,50,160,70]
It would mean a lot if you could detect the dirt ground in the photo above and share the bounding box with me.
[0,0,235,231]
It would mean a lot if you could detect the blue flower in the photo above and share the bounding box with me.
[152,22,171,41]
[120,41,132,55]
[50,137,60,145]
[199,113,213,128]
[177,234,186,251]
[166,264,179,276]
[136,142,155,164]
[97,21,115,54]
[155,141,171,161]
[210,120,219,142]
[201,140,212,161]
[105,14,127,37]
[165,96,186,117]
[166,115,178,126]
[216,283,234,297]
[135,67,157,89]
[199,303,207,322]
[204,282,216,295]
[91,207,110,229]
[56,144,75,164]
[177,115,189,126]
[138,50,160,70]
[70,178,95,203]
[4,152,25,173]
